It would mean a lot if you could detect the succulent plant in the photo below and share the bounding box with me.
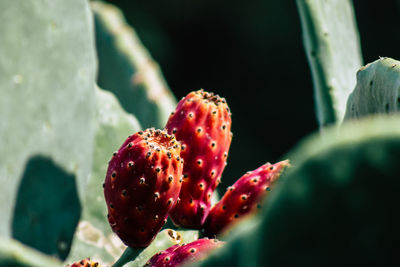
[296,0,363,126]
[197,116,400,266]
[1,0,399,266]
[345,57,400,119]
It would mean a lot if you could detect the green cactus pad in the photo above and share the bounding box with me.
[345,57,400,119]
[297,0,363,126]
[0,237,63,267]
[197,115,400,266]
[92,1,177,129]
[0,0,96,255]
[66,87,142,266]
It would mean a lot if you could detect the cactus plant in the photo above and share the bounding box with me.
[345,57,400,119]
[92,1,176,129]
[1,0,400,266]
[257,116,400,265]
[297,0,363,126]
[0,237,63,267]
[196,115,400,266]
[0,0,96,259]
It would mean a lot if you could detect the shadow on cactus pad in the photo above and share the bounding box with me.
[12,156,80,260]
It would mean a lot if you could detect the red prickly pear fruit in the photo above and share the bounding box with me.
[166,89,232,228]
[103,128,183,248]
[203,160,290,237]
[145,238,225,267]
[67,258,100,267]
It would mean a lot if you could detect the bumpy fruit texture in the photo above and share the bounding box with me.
[145,238,224,267]
[67,258,100,267]
[166,90,232,228]
[203,160,290,237]
[104,128,183,248]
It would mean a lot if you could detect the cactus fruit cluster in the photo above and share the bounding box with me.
[99,89,288,266]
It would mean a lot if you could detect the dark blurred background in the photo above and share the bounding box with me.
[104,0,400,187]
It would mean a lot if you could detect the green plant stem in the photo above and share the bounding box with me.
[112,247,144,267]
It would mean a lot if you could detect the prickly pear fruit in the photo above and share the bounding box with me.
[104,128,183,248]
[166,90,232,228]
[67,258,100,267]
[203,160,290,237]
[145,238,224,267]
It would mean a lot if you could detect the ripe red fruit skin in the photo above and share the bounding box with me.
[104,128,183,248]
[145,238,224,267]
[68,258,100,267]
[165,90,232,229]
[203,160,290,237]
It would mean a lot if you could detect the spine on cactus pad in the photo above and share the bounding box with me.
[103,128,183,248]
[145,238,224,267]
[203,160,290,237]
[165,89,232,229]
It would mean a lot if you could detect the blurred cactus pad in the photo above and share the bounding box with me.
[0,0,96,264]
[92,1,177,129]
[1,0,400,266]
[345,57,400,119]
[197,116,400,266]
